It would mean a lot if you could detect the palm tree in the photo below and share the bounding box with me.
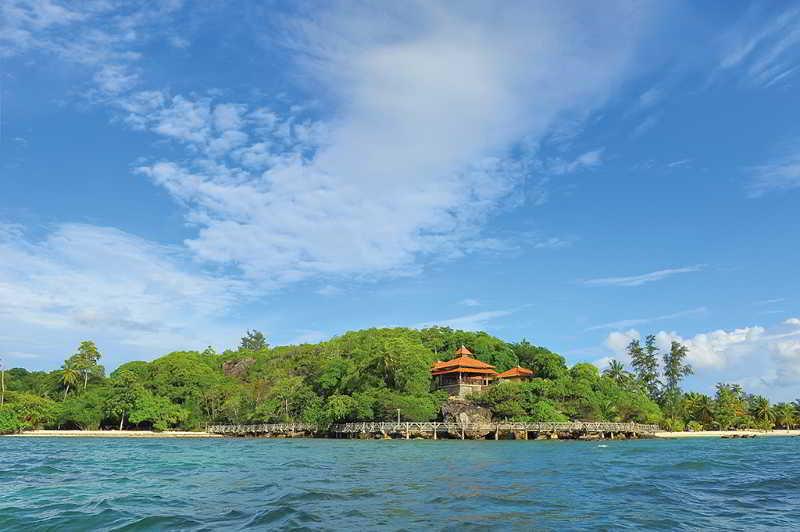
[603,359,628,383]
[773,403,796,429]
[60,364,80,400]
[683,392,714,428]
[749,395,773,426]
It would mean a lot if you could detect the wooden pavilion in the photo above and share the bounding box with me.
[495,366,535,382]
[431,345,497,397]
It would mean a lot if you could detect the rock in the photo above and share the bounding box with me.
[441,398,493,439]
[222,357,256,379]
[440,397,492,425]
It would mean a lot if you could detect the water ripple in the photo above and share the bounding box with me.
[0,437,798,530]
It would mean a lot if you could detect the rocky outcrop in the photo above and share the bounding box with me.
[441,397,492,425]
[441,398,493,439]
[222,357,255,379]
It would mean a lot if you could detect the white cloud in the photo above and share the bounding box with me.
[667,158,692,168]
[0,1,184,97]
[755,298,785,305]
[605,329,641,359]
[0,223,247,365]
[655,327,766,369]
[416,309,514,331]
[638,87,663,109]
[93,64,139,94]
[785,318,800,326]
[631,114,661,138]
[601,319,800,400]
[460,298,480,307]
[582,265,704,287]
[717,6,800,87]
[548,148,605,175]
[748,143,800,196]
[586,307,707,331]
[316,285,342,297]
[125,2,655,287]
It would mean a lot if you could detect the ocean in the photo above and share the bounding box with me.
[1,437,797,530]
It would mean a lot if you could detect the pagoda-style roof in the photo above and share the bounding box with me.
[430,346,497,377]
[496,366,534,379]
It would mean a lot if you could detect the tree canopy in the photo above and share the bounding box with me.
[0,329,792,434]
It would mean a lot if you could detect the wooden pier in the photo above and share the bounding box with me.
[207,421,660,440]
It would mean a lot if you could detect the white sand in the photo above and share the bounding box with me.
[7,430,221,438]
[654,429,800,438]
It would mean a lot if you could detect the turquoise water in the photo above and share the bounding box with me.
[1,437,798,530]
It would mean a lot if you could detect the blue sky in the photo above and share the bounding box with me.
[1,1,799,400]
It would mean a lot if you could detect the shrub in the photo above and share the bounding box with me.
[0,407,24,434]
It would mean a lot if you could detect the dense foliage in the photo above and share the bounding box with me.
[600,336,799,431]
[1,329,796,434]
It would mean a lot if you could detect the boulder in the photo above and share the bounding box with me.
[222,357,256,379]
[441,397,492,425]
[441,398,493,438]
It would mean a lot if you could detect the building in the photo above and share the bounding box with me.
[431,345,498,397]
[495,366,535,382]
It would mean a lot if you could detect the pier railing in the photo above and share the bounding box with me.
[207,421,659,436]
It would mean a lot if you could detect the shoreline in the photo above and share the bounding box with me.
[654,429,800,438]
[6,430,221,438]
[5,428,800,439]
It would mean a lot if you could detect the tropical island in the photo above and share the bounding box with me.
[1,327,797,437]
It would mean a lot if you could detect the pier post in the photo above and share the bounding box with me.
[494,426,499,440]
[433,423,438,440]
[405,422,410,440]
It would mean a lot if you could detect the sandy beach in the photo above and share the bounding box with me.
[7,430,222,438]
[654,429,800,438]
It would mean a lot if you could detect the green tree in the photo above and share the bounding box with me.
[69,341,104,390]
[603,360,629,383]
[628,336,660,399]
[772,403,796,429]
[511,340,566,379]
[106,370,143,430]
[129,392,189,431]
[58,387,108,430]
[471,381,527,419]
[662,341,692,416]
[240,330,268,351]
[60,363,81,400]
[1,356,6,406]
[713,383,749,429]
[748,395,774,428]
[0,407,23,434]
[682,392,714,428]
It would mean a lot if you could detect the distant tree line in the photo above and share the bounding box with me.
[599,335,798,431]
[0,328,796,434]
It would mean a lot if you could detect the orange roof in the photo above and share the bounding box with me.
[431,346,496,376]
[444,355,495,369]
[496,366,535,379]
[454,345,473,356]
[432,367,499,376]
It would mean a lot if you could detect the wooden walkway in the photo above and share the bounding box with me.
[208,421,660,439]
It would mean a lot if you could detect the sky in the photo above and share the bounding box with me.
[1,1,799,400]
